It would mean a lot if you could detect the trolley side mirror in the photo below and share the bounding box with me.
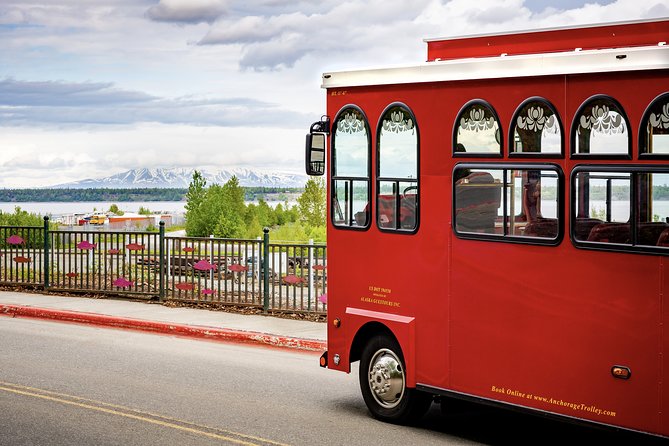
[305,133,326,176]
[305,116,329,176]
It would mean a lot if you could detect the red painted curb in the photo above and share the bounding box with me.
[0,304,326,352]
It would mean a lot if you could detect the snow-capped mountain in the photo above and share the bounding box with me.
[51,168,308,189]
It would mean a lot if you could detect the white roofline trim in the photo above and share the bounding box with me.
[321,46,669,89]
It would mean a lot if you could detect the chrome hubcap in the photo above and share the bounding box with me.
[368,348,405,408]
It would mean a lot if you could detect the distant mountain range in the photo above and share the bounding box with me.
[51,168,308,189]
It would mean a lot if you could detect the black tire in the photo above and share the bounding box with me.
[359,335,432,424]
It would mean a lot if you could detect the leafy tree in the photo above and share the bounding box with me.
[244,204,257,225]
[138,206,152,215]
[213,177,246,237]
[274,203,287,226]
[284,204,300,224]
[297,177,326,228]
[243,213,263,239]
[214,212,245,238]
[255,198,276,228]
[202,184,225,235]
[108,204,124,216]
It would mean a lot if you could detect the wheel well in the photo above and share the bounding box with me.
[349,322,397,363]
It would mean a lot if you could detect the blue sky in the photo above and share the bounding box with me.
[0,0,667,188]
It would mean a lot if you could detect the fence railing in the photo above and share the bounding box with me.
[0,218,327,314]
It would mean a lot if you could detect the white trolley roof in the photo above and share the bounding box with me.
[321,45,669,89]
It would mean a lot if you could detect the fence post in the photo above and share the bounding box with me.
[88,232,94,277]
[263,227,270,313]
[159,221,165,302]
[43,216,50,289]
[209,234,215,284]
[308,238,314,310]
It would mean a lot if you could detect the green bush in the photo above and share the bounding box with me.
[0,207,51,249]
[0,207,45,227]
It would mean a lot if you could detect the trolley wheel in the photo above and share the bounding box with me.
[359,335,432,423]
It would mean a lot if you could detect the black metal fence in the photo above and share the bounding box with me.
[0,217,327,314]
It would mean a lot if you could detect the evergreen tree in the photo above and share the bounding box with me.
[222,176,245,216]
[184,170,207,236]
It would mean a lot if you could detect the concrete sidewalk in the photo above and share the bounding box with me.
[0,291,327,351]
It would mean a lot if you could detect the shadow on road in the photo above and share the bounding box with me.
[412,399,667,445]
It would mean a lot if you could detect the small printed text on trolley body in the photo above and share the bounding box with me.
[361,286,400,308]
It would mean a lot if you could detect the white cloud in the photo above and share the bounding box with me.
[0,78,312,128]
[199,0,435,70]
[200,14,289,44]
[417,0,668,35]
[146,0,229,24]
[196,0,669,70]
[0,78,156,106]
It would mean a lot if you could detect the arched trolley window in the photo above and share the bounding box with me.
[510,97,563,157]
[453,100,502,157]
[640,92,669,158]
[571,95,631,159]
[377,103,419,233]
[331,106,371,229]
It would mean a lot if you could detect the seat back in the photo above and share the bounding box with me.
[455,172,501,233]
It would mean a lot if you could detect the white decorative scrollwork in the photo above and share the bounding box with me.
[578,104,626,135]
[382,109,414,134]
[648,102,669,130]
[459,106,497,133]
[337,111,365,134]
[516,105,558,133]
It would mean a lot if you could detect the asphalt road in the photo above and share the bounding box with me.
[0,318,665,445]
